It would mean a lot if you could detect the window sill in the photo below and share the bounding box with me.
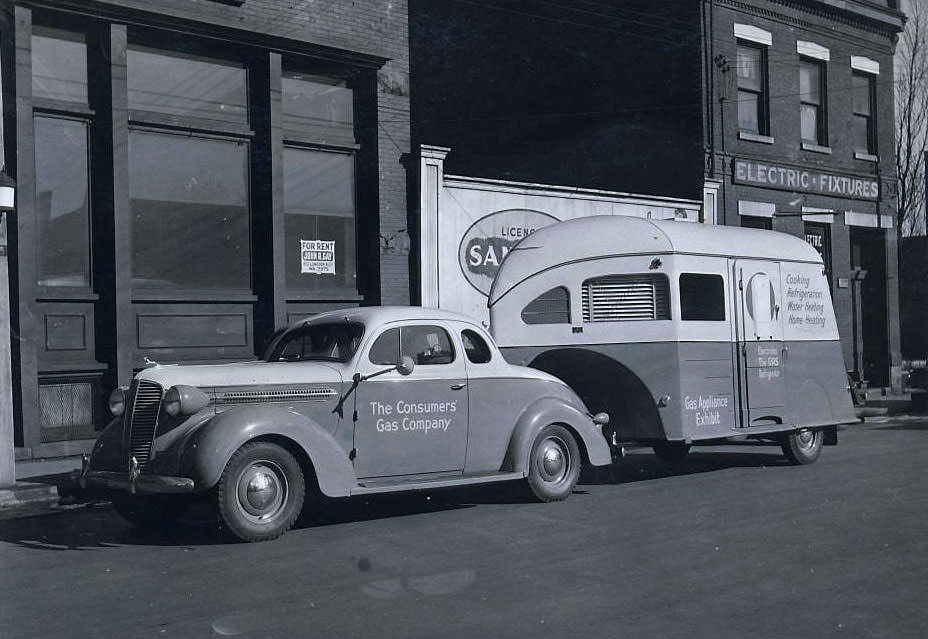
[285,289,364,303]
[36,289,99,303]
[131,289,258,303]
[854,151,879,162]
[738,131,775,144]
[129,110,254,138]
[801,142,832,155]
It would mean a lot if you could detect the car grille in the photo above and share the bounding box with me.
[127,380,163,472]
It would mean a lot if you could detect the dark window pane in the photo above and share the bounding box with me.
[461,329,492,364]
[737,90,759,133]
[741,216,772,230]
[127,46,247,123]
[282,72,354,143]
[799,62,821,105]
[521,287,570,324]
[32,27,87,103]
[272,322,364,363]
[852,116,870,152]
[35,116,90,287]
[284,147,357,291]
[401,325,455,365]
[129,131,250,289]
[680,274,726,321]
[801,104,819,143]
[737,45,761,91]
[852,74,872,116]
[369,328,400,365]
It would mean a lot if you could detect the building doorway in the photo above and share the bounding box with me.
[850,227,888,387]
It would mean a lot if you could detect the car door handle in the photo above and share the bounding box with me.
[450,383,466,391]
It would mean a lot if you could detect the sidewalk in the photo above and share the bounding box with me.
[0,455,84,521]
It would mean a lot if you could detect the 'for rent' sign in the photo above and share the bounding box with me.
[733,159,879,201]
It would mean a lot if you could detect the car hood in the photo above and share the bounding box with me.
[135,360,345,389]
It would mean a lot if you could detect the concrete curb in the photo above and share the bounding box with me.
[0,481,59,519]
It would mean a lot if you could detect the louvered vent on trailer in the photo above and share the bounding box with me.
[581,274,671,322]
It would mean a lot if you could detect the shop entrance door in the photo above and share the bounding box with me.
[850,228,888,387]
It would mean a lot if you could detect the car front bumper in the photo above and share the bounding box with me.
[81,470,196,494]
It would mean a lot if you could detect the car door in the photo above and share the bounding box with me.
[352,322,469,479]
[732,259,786,426]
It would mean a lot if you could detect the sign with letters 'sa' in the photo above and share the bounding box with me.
[733,159,879,201]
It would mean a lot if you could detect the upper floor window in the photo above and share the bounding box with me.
[852,72,876,154]
[799,59,826,145]
[737,42,769,135]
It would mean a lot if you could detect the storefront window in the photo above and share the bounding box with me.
[804,223,832,288]
[31,27,87,104]
[282,72,354,143]
[127,45,247,123]
[283,147,356,292]
[34,116,91,287]
[129,131,250,289]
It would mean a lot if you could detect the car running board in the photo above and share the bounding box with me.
[351,471,525,496]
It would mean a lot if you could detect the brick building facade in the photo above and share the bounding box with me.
[410,0,904,390]
[0,0,411,454]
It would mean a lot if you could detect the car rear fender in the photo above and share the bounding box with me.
[180,406,357,497]
[505,397,612,472]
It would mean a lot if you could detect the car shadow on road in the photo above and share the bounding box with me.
[581,448,792,486]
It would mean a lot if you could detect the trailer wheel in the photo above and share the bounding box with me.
[652,441,691,464]
[525,425,581,502]
[780,428,823,465]
[217,441,305,542]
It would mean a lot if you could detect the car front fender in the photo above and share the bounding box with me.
[179,406,357,497]
[505,397,612,472]
[86,416,126,473]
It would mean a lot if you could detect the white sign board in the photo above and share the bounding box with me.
[300,239,336,275]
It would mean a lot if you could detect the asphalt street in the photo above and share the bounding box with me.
[1,418,926,639]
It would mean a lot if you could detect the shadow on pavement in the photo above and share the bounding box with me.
[1,449,792,551]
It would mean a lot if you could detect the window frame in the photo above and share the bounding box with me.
[799,57,827,146]
[851,71,877,154]
[736,41,770,136]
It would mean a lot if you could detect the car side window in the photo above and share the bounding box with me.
[369,328,400,365]
[401,325,454,365]
[461,329,491,364]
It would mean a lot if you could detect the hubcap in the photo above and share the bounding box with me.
[796,429,816,449]
[537,436,570,484]
[236,461,287,523]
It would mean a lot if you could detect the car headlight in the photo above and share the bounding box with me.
[108,387,128,416]
[163,385,210,417]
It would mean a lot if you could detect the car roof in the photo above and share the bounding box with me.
[489,215,822,305]
[294,306,482,329]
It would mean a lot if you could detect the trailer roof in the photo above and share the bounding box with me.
[488,215,822,305]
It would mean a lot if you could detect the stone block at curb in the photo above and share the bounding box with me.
[0,481,59,512]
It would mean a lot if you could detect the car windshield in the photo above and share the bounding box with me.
[268,322,365,363]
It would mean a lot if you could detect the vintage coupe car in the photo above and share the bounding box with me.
[82,307,612,541]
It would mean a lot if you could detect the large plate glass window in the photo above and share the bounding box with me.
[283,147,357,292]
[282,72,355,145]
[32,26,88,103]
[129,131,250,289]
[34,116,91,287]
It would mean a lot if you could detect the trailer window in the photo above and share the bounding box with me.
[521,287,570,324]
[582,274,670,322]
[680,274,726,321]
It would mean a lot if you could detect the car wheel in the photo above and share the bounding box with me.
[111,493,188,529]
[652,441,691,464]
[781,428,823,465]
[217,441,305,542]
[525,424,581,502]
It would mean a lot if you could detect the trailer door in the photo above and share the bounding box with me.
[733,260,786,426]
